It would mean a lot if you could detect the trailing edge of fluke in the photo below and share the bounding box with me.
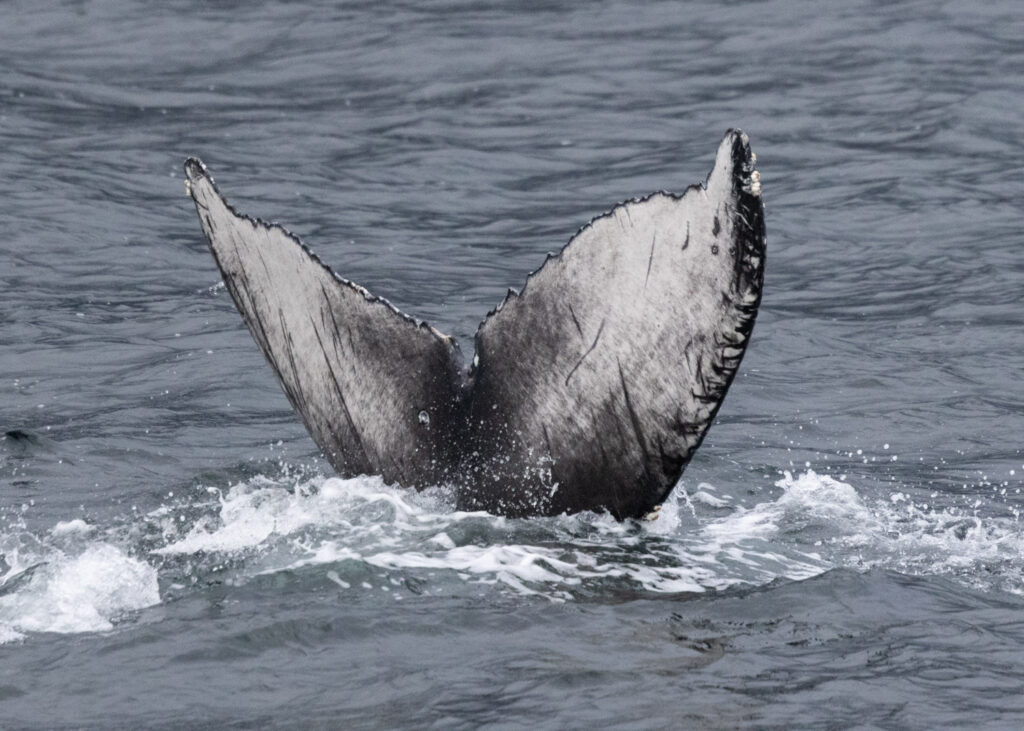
[184,129,766,520]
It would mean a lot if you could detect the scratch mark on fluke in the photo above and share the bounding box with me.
[564,319,606,386]
[567,303,584,338]
[644,235,657,289]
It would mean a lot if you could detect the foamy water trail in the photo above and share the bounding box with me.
[1,467,1022,643]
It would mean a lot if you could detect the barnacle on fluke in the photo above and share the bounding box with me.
[184,130,766,520]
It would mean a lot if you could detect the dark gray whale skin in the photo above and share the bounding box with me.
[184,130,765,520]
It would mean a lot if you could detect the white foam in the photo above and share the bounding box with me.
[0,624,24,643]
[0,543,159,642]
[51,519,93,537]
[693,490,731,508]
[702,470,880,546]
[700,469,1024,594]
[181,473,849,597]
[145,473,760,597]
[4,463,1022,644]
[154,475,440,556]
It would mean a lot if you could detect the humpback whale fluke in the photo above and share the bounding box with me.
[184,130,765,520]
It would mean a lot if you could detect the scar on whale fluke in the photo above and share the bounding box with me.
[184,129,765,520]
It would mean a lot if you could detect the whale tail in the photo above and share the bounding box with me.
[185,130,765,519]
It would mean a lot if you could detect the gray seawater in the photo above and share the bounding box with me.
[1,0,1023,728]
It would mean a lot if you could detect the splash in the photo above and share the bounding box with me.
[704,470,1024,595]
[0,522,159,643]
[148,474,829,600]
[2,466,1022,643]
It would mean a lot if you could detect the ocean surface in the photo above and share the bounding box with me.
[1,0,1023,728]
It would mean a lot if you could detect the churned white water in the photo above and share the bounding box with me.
[3,466,1020,644]
[0,528,159,642]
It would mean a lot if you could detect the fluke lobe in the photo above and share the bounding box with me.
[184,130,765,520]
